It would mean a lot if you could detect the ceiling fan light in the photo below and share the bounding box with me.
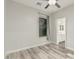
[48,0,56,5]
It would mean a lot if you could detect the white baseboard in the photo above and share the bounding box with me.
[49,41,74,52]
[48,41,57,44]
[5,41,74,57]
[66,47,74,51]
[6,41,50,56]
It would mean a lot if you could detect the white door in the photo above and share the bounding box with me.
[56,17,66,44]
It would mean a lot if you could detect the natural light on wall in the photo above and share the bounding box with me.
[48,0,56,5]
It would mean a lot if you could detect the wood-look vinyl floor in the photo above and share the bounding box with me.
[6,43,74,59]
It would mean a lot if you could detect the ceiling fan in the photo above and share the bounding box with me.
[45,0,61,9]
[39,0,61,9]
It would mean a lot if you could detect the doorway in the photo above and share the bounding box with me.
[56,17,66,48]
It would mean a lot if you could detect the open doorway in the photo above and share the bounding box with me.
[56,17,66,48]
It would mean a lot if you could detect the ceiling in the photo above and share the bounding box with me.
[12,0,74,14]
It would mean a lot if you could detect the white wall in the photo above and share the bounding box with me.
[49,5,74,50]
[5,0,48,54]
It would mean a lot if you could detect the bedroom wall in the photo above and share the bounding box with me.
[49,5,74,50]
[5,0,48,55]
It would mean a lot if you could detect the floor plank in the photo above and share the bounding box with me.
[6,43,74,59]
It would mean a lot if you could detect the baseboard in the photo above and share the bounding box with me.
[5,41,50,56]
[49,41,74,52]
[66,47,74,52]
[48,41,57,44]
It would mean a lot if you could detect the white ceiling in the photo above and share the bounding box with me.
[12,0,74,14]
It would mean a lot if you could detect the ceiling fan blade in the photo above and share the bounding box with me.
[55,3,61,8]
[45,4,50,9]
[56,0,59,1]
